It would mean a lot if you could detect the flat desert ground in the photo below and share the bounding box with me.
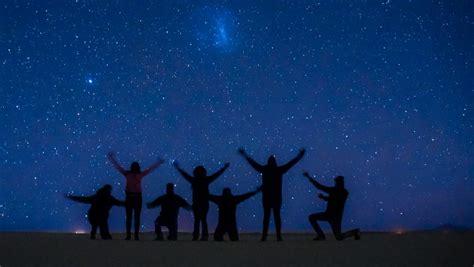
[1,232,473,266]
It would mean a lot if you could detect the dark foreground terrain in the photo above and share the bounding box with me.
[0,232,473,266]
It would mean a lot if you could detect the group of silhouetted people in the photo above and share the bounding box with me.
[66,148,360,242]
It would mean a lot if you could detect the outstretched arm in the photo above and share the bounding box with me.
[238,148,264,173]
[208,194,221,204]
[235,186,262,204]
[207,163,230,183]
[303,172,331,193]
[141,158,165,177]
[173,162,194,183]
[107,152,126,175]
[279,148,306,173]
[65,194,94,204]
[147,195,165,209]
[177,196,192,210]
[111,196,126,207]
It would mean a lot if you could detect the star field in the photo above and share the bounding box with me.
[0,1,473,232]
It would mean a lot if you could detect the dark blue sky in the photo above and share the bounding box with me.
[1,0,472,232]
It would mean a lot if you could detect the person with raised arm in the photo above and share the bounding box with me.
[107,151,164,240]
[65,184,125,240]
[303,172,360,241]
[209,186,262,241]
[147,183,192,241]
[173,161,229,241]
[238,147,305,241]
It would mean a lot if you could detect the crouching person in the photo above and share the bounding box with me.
[65,184,125,240]
[147,183,192,241]
[209,186,262,241]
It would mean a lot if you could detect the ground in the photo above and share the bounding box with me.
[0,232,473,266]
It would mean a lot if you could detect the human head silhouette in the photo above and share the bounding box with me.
[193,165,207,177]
[166,183,174,194]
[130,161,141,173]
[335,176,344,188]
[267,155,277,166]
[222,187,232,197]
[98,184,112,196]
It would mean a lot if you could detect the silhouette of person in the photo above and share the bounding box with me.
[303,172,360,241]
[173,161,229,241]
[238,148,305,241]
[107,151,165,240]
[65,184,125,240]
[209,186,262,241]
[147,183,192,241]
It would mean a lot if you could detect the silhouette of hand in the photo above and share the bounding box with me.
[224,162,230,168]
[318,193,324,199]
[303,172,310,178]
[237,147,246,155]
[299,148,306,156]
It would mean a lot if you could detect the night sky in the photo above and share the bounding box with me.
[1,1,473,233]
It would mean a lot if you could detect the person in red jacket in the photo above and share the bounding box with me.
[107,151,164,240]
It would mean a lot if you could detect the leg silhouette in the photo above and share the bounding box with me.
[261,205,271,241]
[341,228,361,240]
[201,216,209,241]
[134,198,142,240]
[309,212,328,240]
[214,223,225,241]
[99,220,112,240]
[154,216,164,240]
[192,207,200,241]
[273,206,282,241]
[229,224,239,241]
[125,203,133,240]
[90,224,98,240]
[168,222,178,241]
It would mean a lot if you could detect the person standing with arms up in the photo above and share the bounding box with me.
[107,151,164,240]
[173,161,229,241]
[238,148,305,241]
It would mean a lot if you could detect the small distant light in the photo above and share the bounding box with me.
[75,229,86,234]
[395,229,404,235]
[87,78,93,84]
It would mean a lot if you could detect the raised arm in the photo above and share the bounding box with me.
[65,194,94,204]
[235,186,262,204]
[173,161,194,183]
[279,148,306,173]
[147,195,165,209]
[141,158,165,176]
[238,148,264,173]
[303,172,332,193]
[107,152,126,175]
[207,163,230,183]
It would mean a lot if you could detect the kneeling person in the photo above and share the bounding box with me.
[209,186,262,241]
[147,183,192,241]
